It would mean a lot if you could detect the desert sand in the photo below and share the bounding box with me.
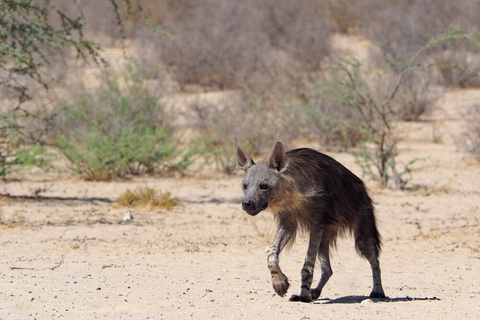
[0,86,479,320]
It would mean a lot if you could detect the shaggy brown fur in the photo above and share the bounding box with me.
[236,141,386,302]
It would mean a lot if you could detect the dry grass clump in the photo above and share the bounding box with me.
[116,187,178,210]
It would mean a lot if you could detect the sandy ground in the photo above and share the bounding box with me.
[1,87,480,319]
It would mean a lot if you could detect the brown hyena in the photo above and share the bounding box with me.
[235,141,386,302]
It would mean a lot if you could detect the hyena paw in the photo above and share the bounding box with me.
[289,294,312,303]
[369,289,386,299]
[272,273,289,297]
[310,288,321,300]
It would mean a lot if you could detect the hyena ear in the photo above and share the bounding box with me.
[235,141,255,172]
[269,141,287,172]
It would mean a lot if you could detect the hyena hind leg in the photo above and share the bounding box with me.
[356,236,386,299]
[310,240,332,300]
[368,257,385,298]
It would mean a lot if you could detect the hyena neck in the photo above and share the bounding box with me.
[267,175,311,229]
[268,176,303,211]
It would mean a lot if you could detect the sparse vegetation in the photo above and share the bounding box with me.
[309,53,435,187]
[350,0,480,88]
[188,96,301,174]
[158,0,331,100]
[2,0,480,185]
[0,0,105,98]
[0,109,52,179]
[0,0,153,181]
[304,25,479,188]
[313,55,404,186]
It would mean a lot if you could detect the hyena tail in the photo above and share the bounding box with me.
[354,206,382,261]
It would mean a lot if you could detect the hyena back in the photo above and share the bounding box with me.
[235,141,386,302]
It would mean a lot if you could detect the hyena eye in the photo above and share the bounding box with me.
[259,183,268,190]
[242,183,248,190]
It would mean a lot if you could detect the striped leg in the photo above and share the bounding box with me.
[369,257,386,298]
[355,224,386,299]
[268,226,293,297]
[289,228,323,302]
[310,238,332,300]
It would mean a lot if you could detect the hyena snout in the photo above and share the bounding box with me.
[242,200,253,209]
[241,198,267,216]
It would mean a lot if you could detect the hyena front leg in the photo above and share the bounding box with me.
[268,226,294,297]
[289,228,323,303]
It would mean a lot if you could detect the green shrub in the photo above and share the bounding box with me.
[0,108,52,179]
[56,126,178,180]
[0,141,51,178]
[54,65,189,180]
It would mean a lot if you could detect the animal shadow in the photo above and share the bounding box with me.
[314,295,440,304]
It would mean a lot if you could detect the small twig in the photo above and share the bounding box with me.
[50,256,65,270]
[10,255,64,271]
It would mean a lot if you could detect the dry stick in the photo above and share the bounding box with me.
[382,32,436,110]
[375,33,453,187]
[0,193,114,203]
[10,255,64,271]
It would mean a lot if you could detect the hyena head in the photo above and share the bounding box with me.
[235,141,288,216]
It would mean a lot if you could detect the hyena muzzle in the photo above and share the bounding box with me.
[235,141,386,302]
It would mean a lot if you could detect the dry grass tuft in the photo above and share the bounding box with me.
[116,187,178,210]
